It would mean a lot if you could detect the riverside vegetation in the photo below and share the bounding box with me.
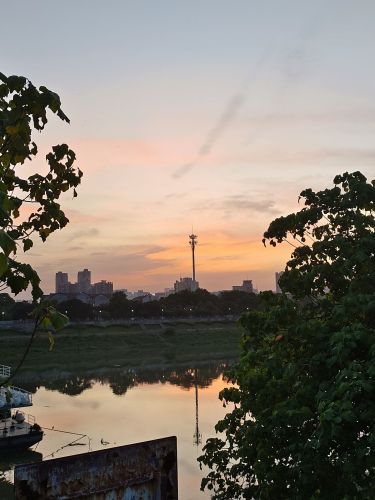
[1,322,242,373]
[199,172,375,499]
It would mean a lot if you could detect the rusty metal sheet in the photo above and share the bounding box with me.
[14,436,178,499]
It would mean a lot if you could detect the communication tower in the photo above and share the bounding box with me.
[193,368,202,446]
[189,233,198,282]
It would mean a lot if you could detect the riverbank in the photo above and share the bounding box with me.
[1,321,242,374]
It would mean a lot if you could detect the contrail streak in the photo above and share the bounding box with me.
[173,13,321,179]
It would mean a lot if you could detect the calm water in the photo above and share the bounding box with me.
[0,362,233,499]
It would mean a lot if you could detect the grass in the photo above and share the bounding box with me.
[1,321,242,373]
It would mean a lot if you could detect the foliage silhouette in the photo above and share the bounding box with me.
[0,72,82,382]
[0,72,82,300]
[199,172,375,499]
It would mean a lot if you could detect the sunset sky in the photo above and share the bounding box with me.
[2,1,375,296]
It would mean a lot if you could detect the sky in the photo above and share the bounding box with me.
[2,0,375,296]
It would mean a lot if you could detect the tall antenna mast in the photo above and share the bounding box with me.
[193,368,202,446]
[189,232,198,282]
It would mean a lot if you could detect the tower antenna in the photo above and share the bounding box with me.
[189,232,198,283]
[193,367,202,446]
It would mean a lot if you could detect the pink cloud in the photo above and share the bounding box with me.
[68,138,199,172]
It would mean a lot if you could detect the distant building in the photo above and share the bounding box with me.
[174,277,199,293]
[126,290,150,300]
[275,272,284,293]
[92,280,113,295]
[131,293,153,304]
[77,269,91,293]
[53,269,113,302]
[154,288,174,300]
[232,280,253,293]
[68,283,79,294]
[55,272,69,293]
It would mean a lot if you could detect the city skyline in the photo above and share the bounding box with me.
[2,1,374,298]
[55,268,113,296]
[52,265,266,296]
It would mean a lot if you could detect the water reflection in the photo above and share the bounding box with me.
[14,360,232,397]
[3,360,234,499]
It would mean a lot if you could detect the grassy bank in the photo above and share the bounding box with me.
[1,321,242,373]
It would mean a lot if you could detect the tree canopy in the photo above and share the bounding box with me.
[0,72,82,383]
[0,72,82,301]
[199,172,375,499]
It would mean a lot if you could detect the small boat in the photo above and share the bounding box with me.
[0,365,43,451]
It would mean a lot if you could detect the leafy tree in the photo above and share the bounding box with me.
[160,289,221,317]
[11,300,34,320]
[138,299,161,318]
[57,299,93,321]
[106,291,131,318]
[0,292,14,319]
[0,72,82,300]
[199,172,375,499]
[218,290,261,315]
[0,72,82,383]
[0,292,14,306]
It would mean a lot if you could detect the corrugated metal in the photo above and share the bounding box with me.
[15,436,178,499]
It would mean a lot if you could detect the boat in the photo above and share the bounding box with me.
[0,365,43,451]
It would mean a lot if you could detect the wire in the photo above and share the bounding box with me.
[40,427,89,459]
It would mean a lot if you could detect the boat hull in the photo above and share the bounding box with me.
[0,431,43,451]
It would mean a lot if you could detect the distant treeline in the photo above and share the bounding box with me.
[16,361,232,397]
[0,289,264,321]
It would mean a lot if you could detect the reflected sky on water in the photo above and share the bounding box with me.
[1,361,234,499]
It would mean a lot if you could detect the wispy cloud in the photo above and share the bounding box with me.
[206,147,375,168]
[65,209,110,224]
[190,195,278,216]
[221,196,279,215]
[69,138,197,173]
[240,108,375,126]
[69,228,100,240]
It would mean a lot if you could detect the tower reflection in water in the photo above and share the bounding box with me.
[2,360,234,499]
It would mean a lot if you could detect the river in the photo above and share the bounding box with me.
[0,361,233,499]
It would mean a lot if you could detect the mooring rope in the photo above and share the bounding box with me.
[40,426,89,459]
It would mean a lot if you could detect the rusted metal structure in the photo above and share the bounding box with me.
[15,436,178,499]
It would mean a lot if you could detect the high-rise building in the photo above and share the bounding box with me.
[92,280,113,295]
[77,269,91,293]
[174,277,199,293]
[55,272,69,293]
[232,280,253,293]
[275,271,284,293]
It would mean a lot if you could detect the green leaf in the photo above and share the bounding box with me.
[48,331,55,351]
[0,231,16,256]
[40,316,52,330]
[7,275,28,294]
[23,239,33,252]
[0,253,8,277]
[7,75,26,91]
[49,310,69,331]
